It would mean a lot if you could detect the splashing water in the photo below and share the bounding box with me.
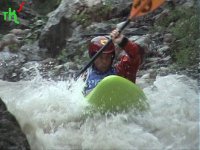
[0,74,198,150]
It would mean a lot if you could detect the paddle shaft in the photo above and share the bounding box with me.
[75,19,130,79]
[81,31,146,37]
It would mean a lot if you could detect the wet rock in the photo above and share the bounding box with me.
[18,18,30,29]
[38,0,130,57]
[154,9,170,21]
[158,45,170,55]
[32,0,61,15]
[19,42,48,61]
[143,55,172,70]
[0,34,20,51]
[0,97,30,150]
[158,67,172,76]
[38,0,76,57]
[130,34,151,51]
[0,0,197,82]
[163,33,174,43]
[182,1,194,8]
[0,51,26,81]
[20,58,75,81]
[53,62,78,80]
[137,69,158,89]
[35,20,45,27]
[10,29,31,37]
[19,61,41,80]
[86,22,113,34]
[63,61,78,70]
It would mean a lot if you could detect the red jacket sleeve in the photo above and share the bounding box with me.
[115,38,144,83]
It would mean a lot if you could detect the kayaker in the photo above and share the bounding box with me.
[84,29,145,95]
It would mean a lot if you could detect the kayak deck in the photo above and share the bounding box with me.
[86,75,148,113]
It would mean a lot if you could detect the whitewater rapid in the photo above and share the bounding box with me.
[0,74,198,150]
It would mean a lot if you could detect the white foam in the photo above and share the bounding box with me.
[0,74,198,150]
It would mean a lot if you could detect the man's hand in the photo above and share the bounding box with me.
[110,29,124,44]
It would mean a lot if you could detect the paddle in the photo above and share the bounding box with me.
[81,31,146,37]
[75,0,166,79]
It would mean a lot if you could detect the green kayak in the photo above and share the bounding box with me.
[86,75,149,113]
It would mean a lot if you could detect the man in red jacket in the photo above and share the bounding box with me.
[84,29,145,95]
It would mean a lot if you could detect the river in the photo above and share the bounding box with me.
[0,74,198,150]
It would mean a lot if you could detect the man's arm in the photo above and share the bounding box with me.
[110,29,145,83]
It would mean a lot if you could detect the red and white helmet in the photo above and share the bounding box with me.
[88,36,115,58]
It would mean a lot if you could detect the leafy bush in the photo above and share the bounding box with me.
[153,4,199,68]
[171,9,198,67]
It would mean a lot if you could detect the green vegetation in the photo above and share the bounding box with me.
[57,42,89,64]
[72,13,91,27]
[57,48,69,63]
[8,43,20,52]
[153,4,199,68]
[72,3,113,27]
